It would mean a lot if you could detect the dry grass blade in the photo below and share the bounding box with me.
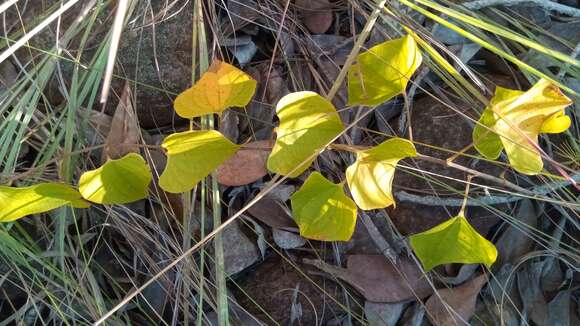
[99,0,130,106]
[0,0,82,63]
[0,0,19,15]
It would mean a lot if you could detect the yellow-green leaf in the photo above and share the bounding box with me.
[540,111,571,133]
[159,130,240,193]
[290,172,357,241]
[409,215,498,271]
[79,153,152,204]
[346,138,416,210]
[472,108,502,160]
[472,79,572,175]
[174,60,257,119]
[347,34,422,106]
[267,91,344,177]
[0,183,89,222]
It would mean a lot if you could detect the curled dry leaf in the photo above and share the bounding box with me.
[425,274,488,326]
[103,83,141,161]
[295,0,333,34]
[306,255,433,302]
[216,140,273,186]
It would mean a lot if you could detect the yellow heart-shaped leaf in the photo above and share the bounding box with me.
[267,91,344,177]
[410,215,498,271]
[79,153,152,204]
[473,79,572,175]
[0,183,89,222]
[159,130,240,193]
[347,34,422,106]
[174,60,257,119]
[346,138,416,210]
[291,172,357,241]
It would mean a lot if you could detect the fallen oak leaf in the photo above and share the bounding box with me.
[305,255,433,302]
[425,274,488,326]
[216,140,273,186]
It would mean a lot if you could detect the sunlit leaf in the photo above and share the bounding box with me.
[267,91,344,177]
[409,215,498,271]
[472,108,502,160]
[472,79,572,174]
[159,130,240,193]
[0,183,89,222]
[79,153,152,204]
[174,60,257,119]
[290,172,357,241]
[346,138,416,210]
[347,34,422,106]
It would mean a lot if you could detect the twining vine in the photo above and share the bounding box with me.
[0,33,573,272]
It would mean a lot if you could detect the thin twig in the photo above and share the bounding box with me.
[329,143,531,195]
[396,173,580,207]
[463,0,580,18]
[416,153,531,195]
[0,0,83,64]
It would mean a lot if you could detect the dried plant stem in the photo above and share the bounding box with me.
[415,153,532,195]
[463,0,580,17]
[328,143,530,195]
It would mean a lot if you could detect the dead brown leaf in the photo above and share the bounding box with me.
[425,274,488,326]
[247,194,296,229]
[216,140,273,186]
[103,83,141,161]
[306,255,433,302]
[295,0,333,34]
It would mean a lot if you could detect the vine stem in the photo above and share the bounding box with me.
[328,143,532,195]
[415,154,532,195]
[463,0,580,17]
